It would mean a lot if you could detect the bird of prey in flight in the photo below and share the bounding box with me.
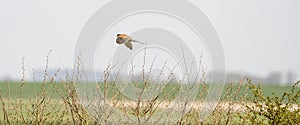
[116,34,145,50]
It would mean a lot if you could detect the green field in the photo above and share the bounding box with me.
[0,81,299,124]
[0,81,294,99]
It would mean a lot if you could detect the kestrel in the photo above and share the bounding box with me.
[116,34,144,50]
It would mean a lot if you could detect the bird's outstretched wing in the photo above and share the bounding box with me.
[124,41,133,50]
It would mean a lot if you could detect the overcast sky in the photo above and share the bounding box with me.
[0,0,299,82]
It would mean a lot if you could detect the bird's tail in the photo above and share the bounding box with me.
[132,40,145,45]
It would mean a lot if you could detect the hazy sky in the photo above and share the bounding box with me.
[0,0,299,82]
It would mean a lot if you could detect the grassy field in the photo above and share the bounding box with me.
[0,81,299,124]
[0,81,293,99]
[0,50,298,124]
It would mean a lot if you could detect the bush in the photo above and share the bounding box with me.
[245,79,300,124]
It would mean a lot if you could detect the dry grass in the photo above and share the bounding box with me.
[0,50,299,124]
